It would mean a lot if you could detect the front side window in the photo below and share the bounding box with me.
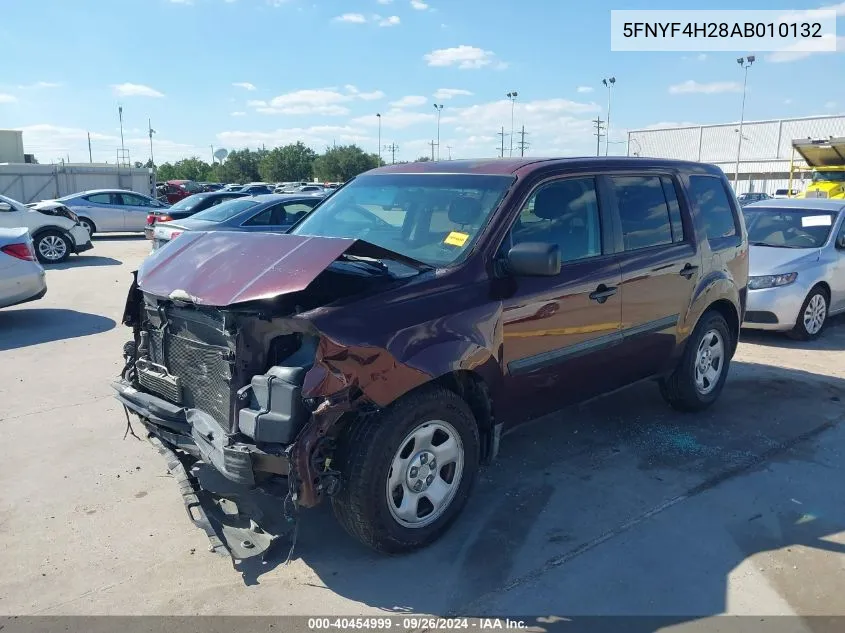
[610,175,673,251]
[743,207,837,249]
[291,173,514,267]
[121,193,150,207]
[85,193,113,205]
[509,177,601,263]
[243,204,285,226]
[689,176,738,241]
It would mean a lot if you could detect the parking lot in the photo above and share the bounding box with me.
[1,236,844,622]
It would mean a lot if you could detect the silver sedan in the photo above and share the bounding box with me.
[742,199,845,339]
[0,228,47,309]
[54,189,169,235]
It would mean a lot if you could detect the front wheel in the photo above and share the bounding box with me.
[659,310,732,412]
[78,217,96,237]
[34,230,71,264]
[788,287,828,341]
[331,385,479,553]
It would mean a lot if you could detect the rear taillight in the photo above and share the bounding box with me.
[1,242,36,261]
[158,214,174,223]
[169,231,182,240]
[146,214,156,225]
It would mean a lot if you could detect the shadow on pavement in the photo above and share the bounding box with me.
[740,313,845,352]
[92,234,147,241]
[0,308,115,351]
[173,359,845,626]
[50,255,122,269]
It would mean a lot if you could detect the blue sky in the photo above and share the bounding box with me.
[1,0,843,165]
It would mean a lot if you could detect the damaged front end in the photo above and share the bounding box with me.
[113,231,427,559]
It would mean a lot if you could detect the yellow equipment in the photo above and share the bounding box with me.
[789,137,845,199]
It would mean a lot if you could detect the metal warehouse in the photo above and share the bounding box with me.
[627,114,845,195]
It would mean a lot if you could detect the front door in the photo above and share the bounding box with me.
[607,174,701,382]
[119,193,154,231]
[500,175,624,424]
[81,192,125,231]
[829,217,845,313]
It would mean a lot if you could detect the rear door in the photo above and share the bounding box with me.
[606,173,701,381]
[499,175,625,423]
[118,193,155,231]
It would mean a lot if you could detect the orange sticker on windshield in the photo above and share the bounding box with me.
[444,231,469,247]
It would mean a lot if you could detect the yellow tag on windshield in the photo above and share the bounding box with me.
[444,231,469,247]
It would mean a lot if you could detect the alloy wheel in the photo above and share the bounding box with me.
[694,329,724,395]
[38,235,67,261]
[803,293,827,335]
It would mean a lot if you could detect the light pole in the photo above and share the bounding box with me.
[601,78,615,156]
[506,91,518,157]
[734,56,755,189]
[118,105,126,164]
[376,113,382,165]
[148,118,156,167]
[433,104,444,160]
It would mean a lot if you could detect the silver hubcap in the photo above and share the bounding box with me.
[386,420,464,528]
[38,235,67,261]
[694,329,724,395]
[82,220,93,234]
[803,294,826,334]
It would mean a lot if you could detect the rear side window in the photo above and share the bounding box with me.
[85,193,113,204]
[688,176,738,240]
[610,176,673,251]
[660,177,685,242]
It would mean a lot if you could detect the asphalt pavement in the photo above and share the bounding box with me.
[1,236,843,625]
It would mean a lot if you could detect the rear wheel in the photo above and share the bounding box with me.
[78,217,96,236]
[34,230,71,264]
[659,310,732,412]
[331,385,479,553]
[788,287,828,341]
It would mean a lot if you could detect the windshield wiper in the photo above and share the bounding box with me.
[749,241,794,248]
[338,254,391,273]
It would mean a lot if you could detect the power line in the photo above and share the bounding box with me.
[593,117,605,157]
[383,143,398,165]
[516,126,529,157]
[497,126,509,158]
[428,140,437,161]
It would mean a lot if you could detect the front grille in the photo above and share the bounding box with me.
[142,306,234,429]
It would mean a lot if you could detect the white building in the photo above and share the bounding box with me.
[627,114,845,195]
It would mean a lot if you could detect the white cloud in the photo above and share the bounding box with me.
[218,125,372,150]
[378,15,400,26]
[247,99,267,107]
[390,95,427,108]
[668,80,741,94]
[576,86,593,93]
[411,0,429,9]
[334,12,367,23]
[232,82,256,91]
[766,34,844,62]
[424,45,499,69]
[433,88,473,99]
[377,0,393,3]
[358,90,386,100]
[351,109,435,129]
[111,83,165,98]
[0,94,17,103]
[231,111,247,117]
[643,121,698,130]
[17,81,62,89]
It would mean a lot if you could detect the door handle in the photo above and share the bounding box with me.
[679,263,699,279]
[589,284,617,304]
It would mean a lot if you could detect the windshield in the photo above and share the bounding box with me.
[743,207,837,248]
[812,171,845,183]
[169,194,206,211]
[189,198,259,222]
[290,173,514,266]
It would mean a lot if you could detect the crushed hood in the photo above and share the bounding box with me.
[137,231,356,306]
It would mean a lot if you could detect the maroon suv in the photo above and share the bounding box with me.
[114,158,748,554]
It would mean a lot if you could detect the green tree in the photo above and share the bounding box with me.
[259,142,316,182]
[313,144,379,182]
[156,162,178,181]
[414,156,431,162]
[219,149,261,183]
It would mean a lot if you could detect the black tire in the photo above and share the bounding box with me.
[34,230,71,264]
[787,286,828,341]
[331,385,480,553]
[78,217,96,237]
[659,310,733,412]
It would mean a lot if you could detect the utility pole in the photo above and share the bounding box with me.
[734,56,756,188]
[497,126,508,158]
[118,105,125,161]
[428,140,437,160]
[376,113,382,164]
[433,104,443,160]
[87,132,93,163]
[506,91,518,157]
[601,77,616,156]
[446,145,453,160]
[211,145,215,165]
[148,119,156,167]
[517,126,529,157]
[593,117,605,157]
[383,143,398,164]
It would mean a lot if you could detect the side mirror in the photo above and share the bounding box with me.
[836,233,845,250]
[507,242,561,277]
[0,202,11,211]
